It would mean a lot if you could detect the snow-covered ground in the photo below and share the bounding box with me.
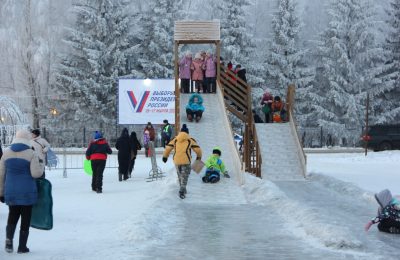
[0,150,399,259]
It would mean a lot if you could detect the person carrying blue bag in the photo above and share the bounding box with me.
[185,93,205,122]
[202,147,230,183]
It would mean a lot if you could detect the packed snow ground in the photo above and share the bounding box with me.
[0,150,400,259]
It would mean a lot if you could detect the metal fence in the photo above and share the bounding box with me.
[47,145,165,178]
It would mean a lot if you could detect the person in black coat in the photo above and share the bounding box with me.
[115,128,131,181]
[128,131,141,178]
[252,109,264,123]
[0,141,3,159]
[235,64,247,83]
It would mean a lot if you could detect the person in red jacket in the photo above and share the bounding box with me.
[85,131,112,193]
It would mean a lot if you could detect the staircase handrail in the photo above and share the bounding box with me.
[286,84,307,178]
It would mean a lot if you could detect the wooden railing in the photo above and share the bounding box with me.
[218,65,262,177]
[286,84,307,178]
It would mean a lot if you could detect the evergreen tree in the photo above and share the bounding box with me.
[374,0,400,124]
[219,0,264,86]
[55,0,136,129]
[137,0,183,78]
[306,0,383,144]
[265,0,313,97]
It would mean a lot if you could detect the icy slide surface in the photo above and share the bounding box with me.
[128,92,400,259]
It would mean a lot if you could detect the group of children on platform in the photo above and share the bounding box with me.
[179,50,217,94]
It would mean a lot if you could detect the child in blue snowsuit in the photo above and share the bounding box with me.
[202,147,230,183]
[186,93,205,122]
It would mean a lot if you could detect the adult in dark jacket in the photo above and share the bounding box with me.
[0,141,3,159]
[85,131,112,193]
[0,129,44,254]
[115,128,131,181]
[235,64,247,83]
[128,131,141,178]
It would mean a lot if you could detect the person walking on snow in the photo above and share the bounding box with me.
[115,128,131,181]
[128,131,141,178]
[85,131,112,193]
[162,124,202,199]
[30,129,50,178]
[143,122,155,157]
[161,119,172,148]
[365,189,400,234]
[0,129,44,254]
[202,147,230,183]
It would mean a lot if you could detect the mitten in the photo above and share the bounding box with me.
[217,159,222,165]
[0,196,4,203]
[162,157,168,163]
[364,221,373,232]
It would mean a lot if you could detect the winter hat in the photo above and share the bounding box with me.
[31,129,40,136]
[94,131,103,140]
[16,129,32,141]
[181,124,189,134]
[163,119,168,124]
[212,146,222,156]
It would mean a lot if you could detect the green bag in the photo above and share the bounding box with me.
[262,105,270,114]
[30,178,53,230]
[84,159,93,176]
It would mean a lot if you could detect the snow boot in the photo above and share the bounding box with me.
[187,114,193,122]
[17,230,29,254]
[118,173,122,182]
[179,191,185,199]
[5,224,16,253]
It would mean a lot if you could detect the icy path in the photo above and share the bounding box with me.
[125,93,390,259]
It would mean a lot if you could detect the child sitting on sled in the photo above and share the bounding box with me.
[202,147,230,183]
[365,189,400,234]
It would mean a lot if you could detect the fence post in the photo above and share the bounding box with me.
[63,145,67,178]
[83,127,86,148]
[320,126,323,147]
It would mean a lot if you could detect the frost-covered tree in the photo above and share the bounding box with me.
[55,0,136,129]
[374,0,400,124]
[136,0,183,78]
[305,0,383,144]
[265,0,313,97]
[218,0,264,86]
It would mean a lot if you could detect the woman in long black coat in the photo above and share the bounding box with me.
[128,131,141,178]
[115,128,131,181]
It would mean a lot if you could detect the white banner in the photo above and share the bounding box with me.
[118,79,175,124]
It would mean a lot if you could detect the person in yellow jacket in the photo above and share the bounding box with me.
[162,124,202,199]
[202,147,230,183]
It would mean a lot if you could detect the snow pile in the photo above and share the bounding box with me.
[242,174,363,251]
